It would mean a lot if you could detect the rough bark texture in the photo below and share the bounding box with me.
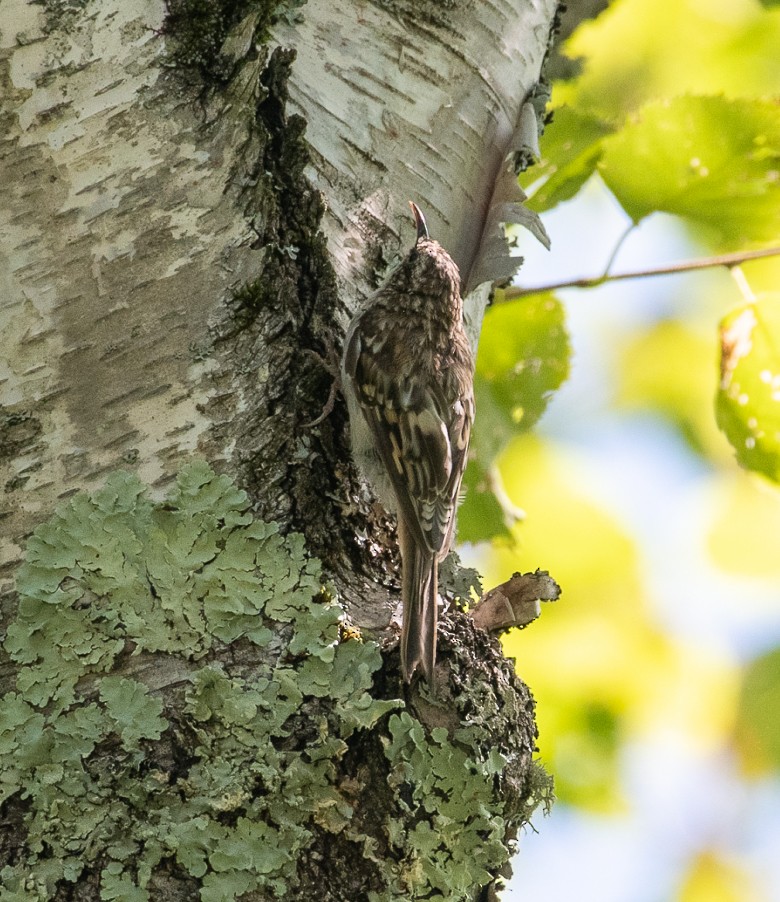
[274,0,555,283]
[0,0,558,615]
[0,0,559,898]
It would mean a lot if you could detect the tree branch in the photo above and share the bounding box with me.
[499,245,780,301]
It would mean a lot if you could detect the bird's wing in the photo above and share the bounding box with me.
[346,317,473,558]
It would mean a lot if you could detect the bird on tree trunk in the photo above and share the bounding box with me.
[343,202,475,683]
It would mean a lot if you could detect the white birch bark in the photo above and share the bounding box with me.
[0,2,557,895]
[0,0,556,586]
[273,0,555,287]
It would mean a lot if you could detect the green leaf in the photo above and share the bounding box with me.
[558,0,780,120]
[459,293,569,544]
[525,106,614,213]
[473,293,570,465]
[716,296,780,482]
[599,96,780,246]
[458,461,511,544]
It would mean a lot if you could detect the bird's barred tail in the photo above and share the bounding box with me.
[399,522,438,684]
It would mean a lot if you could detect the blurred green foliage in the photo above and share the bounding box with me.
[679,852,763,902]
[525,107,614,213]
[616,319,730,461]
[460,0,780,896]
[555,0,780,115]
[736,647,780,773]
[473,437,737,813]
[708,470,780,577]
[473,293,570,462]
[460,294,571,542]
[599,96,780,248]
[717,297,780,482]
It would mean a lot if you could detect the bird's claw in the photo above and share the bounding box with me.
[303,336,342,427]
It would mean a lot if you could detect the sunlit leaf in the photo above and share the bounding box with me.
[458,461,510,544]
[524,106,614,213]
[599,96,780,246]
[461,295,570,543]
[735,647,780,774]
[472,293,570,466]
[557,0,780,120]
[716,296,780,483]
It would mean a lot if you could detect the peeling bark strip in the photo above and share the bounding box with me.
[471,569,561,633]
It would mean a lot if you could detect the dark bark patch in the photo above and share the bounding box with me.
[162,0,306,82]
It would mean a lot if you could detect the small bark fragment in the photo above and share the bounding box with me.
[471,569,560,634]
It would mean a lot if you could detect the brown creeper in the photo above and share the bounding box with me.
[342,202,475,683]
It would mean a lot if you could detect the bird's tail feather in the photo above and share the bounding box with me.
[399,523,438,684]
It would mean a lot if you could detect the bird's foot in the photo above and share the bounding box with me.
[303,335,342,427]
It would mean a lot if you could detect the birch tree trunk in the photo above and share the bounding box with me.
[0,1,558,898]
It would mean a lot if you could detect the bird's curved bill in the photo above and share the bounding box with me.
[408,201,429,241]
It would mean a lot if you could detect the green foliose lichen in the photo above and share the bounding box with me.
[1,462,397,900]
[376,713,518,900]
[2,462,543,900]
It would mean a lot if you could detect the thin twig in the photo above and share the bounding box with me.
[600,222,636,280]
[498,245,780,302]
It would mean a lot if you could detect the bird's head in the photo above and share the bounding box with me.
[402,201,461,303]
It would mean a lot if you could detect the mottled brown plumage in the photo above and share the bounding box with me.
[342,203,475,683]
